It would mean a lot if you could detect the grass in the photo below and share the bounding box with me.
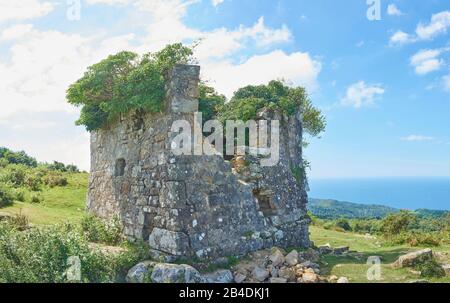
[310,225,450,283]
[1,172,449,283]
[0,173,87,225]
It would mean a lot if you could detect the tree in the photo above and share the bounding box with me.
[381,211,418,236]
[198,84,226,123]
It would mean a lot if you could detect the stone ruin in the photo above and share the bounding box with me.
[88,64,311,260]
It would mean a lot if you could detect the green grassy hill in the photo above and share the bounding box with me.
[0,172,87,225]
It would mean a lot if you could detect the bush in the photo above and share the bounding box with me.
[30,194,42,204]
[0,184,14,207]
[381,211,418,237]
[0,222,128,282]
[385,231,442,247]
[67,43,194,131]
[42,171,68,188]
[6,212,29,231]
[81,215,123,246]
[13,189,25,202]
[335,218,352,232]
[415,259,446,278]
[0,164,27,187]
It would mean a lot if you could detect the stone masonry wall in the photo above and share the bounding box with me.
[88,64,310,260]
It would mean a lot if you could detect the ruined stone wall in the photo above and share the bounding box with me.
[88,64,310,260]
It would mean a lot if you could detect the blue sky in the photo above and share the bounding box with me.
[0,0,449,178]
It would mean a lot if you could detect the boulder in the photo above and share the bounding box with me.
[392,249,433,268]
[234,272,247,283]
[150,263,202,283]
[126,261,155,283]
[278,267,296,282]
[202,269,234,283]
[442,264,450,276]
[333,246,350,255]
[270,277,287,283]
[269,248,285,267]
[285,250,299,266]
[251,266,270,282]
[301,270,319,283]
[337,277,349,283]
[300,248,320,262]
[299,260,320,269]
[318,244,333,255]
[328,275,338,283]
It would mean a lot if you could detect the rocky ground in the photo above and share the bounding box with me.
[126,245,353,283]
[125,244,450,283]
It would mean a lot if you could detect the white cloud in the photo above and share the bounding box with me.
[401,135,435,142]
[0,24,34,41]
[0,0,54,22]
[390,11,450,45]
[389,30,414,46]
[410,48,446,75]
[443,75,450,91]
[416,11,450,40]
[341,81,385,108]
[409,47,450,75]
[0,0,317,169]
[202,50,321,98]
[212,0,224,7]
[387,4,403,16]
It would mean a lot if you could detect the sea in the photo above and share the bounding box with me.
[308,177,450,211]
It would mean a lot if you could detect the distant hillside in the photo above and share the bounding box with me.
[308,198,399,219]
[309,198,450,219]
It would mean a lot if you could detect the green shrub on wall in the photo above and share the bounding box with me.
[66,44,194,131]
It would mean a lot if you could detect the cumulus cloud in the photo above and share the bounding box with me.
[202,50,321,98]
[0,0,320,169]
[410,48,447,75]
[0,0,54,22]
[389,30,414,46]
[401,135,435,142]
[387,4,403,16]
[390,11,450,45]
[416,11,450,40]
[341,81,385,108]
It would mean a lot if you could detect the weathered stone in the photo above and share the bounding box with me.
[278,267,296,282]
[318,244,332,255]
[252,266,270,282]
[285,250,299,266]
[442,264,450,276]
[269,248,285,267]
[234,273,247,283]
[333,246,350,255]
[392,249,433,268]
[150,263,202,283]
[148,228,190,256]
[337,277,349,283]
[87,64,311,260]
[299,260,320,269]
[300,248,320,262]
[126,261,155,283]
[270,277,287,283]
[301,271,319,283]
[202,270,234,283]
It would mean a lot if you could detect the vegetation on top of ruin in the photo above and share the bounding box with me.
[67,43,195,131]
[66,43,326,138]
[217,80,326,137]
